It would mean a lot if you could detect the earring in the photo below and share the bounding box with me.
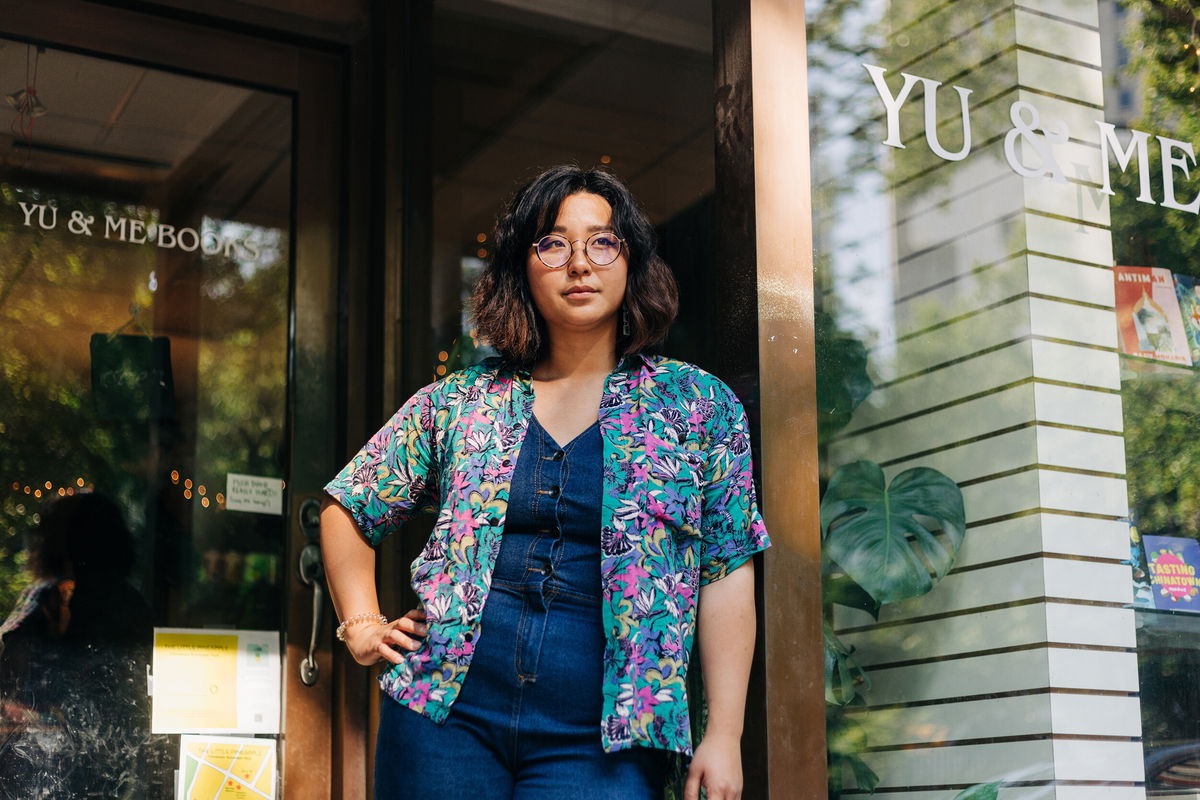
[622,306,631,337]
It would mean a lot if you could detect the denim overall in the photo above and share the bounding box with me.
[375,417,668,800]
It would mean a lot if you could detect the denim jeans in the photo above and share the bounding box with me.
[374,417,669,800]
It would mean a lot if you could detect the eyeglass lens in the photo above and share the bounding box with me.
[535,232,622,267]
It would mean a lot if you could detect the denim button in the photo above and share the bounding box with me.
[540,565,552,576]
[547,485,560,498]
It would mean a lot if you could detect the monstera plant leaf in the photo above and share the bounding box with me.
[821,461,965,605]
[823,621,870,707]
[815,310,874,439]
[953,782,1000,800]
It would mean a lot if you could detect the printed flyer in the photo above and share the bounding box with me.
[151,628,280,734]
[1142,535,1200,613]
[1114,266,1193,366]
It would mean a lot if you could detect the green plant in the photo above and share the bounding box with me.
[821,460,968,796]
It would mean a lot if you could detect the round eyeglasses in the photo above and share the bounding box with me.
[531,231,625,269]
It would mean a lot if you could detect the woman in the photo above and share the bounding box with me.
[0,492,153,798]
[321,165,769,800]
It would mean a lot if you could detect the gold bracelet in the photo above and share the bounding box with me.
[335,612,388,641]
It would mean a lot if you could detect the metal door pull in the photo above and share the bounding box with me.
[298,542,324,686]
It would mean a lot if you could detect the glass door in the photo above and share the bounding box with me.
[0,31,333,798]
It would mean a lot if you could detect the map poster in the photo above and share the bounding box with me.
[1113,266,1193,365]
[1142,535,1200,613]
[177,735,277,800]
[152,628,281,734]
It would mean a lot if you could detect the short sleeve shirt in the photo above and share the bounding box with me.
[324,353,770,756]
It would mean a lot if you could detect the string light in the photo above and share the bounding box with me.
[3,467,285,515]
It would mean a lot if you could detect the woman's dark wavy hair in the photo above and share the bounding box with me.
[470,165,679,366]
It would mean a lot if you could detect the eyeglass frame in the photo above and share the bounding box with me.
[529,231,627,269]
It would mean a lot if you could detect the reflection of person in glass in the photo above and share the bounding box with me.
[0,492,153,799]
[322,166,770,800]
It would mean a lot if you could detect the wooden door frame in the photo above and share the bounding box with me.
[0,3,373,798]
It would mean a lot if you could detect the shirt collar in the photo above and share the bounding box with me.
[497,352,653,382]
[617,351,654,373]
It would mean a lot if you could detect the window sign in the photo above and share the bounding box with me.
[225,474,284,516]
[16,201,265,258]
[866,62,1200,214]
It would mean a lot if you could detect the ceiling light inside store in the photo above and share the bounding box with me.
[5,88,47,118]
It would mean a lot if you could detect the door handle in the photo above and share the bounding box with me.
[298,542,324,686]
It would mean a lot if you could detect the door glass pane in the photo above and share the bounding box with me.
[0,41,291,797]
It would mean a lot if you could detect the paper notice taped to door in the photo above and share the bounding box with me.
[152,628,281,734]
[226,473,284,515]
[178,734,277,800]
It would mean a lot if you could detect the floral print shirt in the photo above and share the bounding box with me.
[324,353,770,755]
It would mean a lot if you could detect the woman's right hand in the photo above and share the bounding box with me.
[342,608,427,666]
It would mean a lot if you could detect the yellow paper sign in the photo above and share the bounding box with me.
[153,632,238,731]
[152,628,281,734]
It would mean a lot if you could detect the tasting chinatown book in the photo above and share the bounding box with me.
[1142,535,1200,613]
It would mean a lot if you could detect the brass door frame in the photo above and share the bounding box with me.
[0,2,367,797]
[713,0,826,796]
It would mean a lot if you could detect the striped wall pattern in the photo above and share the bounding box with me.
[819,0,1143,797]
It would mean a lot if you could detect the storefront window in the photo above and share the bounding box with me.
[0,41,290,797]
[811,0,1198,795]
